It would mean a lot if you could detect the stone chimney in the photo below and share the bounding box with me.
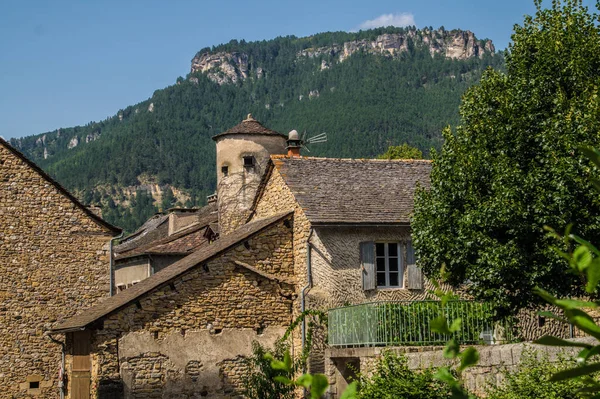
[286,130,302,157]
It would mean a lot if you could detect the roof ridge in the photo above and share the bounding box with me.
[0,137,121,234]
[270,154,432,163]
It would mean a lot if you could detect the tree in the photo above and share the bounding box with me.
[377,143,424,159]
[413,0,600,316]
[160,186,176,211]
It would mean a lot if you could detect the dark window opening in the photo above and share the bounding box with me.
[243,156,255,168]
[29,381,40,389]
[221,165,228,176]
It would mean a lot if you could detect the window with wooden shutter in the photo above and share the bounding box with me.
[406,240,423,289]
[360,241,376,290]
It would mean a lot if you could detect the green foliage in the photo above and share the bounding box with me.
[241,340,296,399]
[356,351,451,399]
[160,186,176,211]
[13,27,501,231]
[413,0,600,316]
[486,350,588,399]
[377,143,424,159]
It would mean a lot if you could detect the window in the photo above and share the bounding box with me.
[375,243,403,288]
[243,156,255,168]
[221,165,228,176]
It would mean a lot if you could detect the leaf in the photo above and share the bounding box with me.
[339,381,358,399]
[555,298,597,310]
[550,362,600,381]
[573,245,593,271]
[570,234,600,257]
[449,318,462,333]
[431,316,451,335]
[579,146,600,169]
[283,350,292,371]
[310,374,329,399]
[295,374,312,388]
[534,335,592,348]
[587,260,600,293]
[537,310,569,324]
[459,347,480,371]
[270,359,288,371]
[579,345,600,361]
[444,338,460,359]
[534,287,558,305]
[273,376,293,384]
[434,367,456,384]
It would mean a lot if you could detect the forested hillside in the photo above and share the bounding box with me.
[11,26,503,232]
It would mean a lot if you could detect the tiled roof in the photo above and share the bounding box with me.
[50,211,293,332]
[0,138,121,234]
[269,156,431,224]
[212,114,287,140]
[115,203,218,258]
[115,224,210,259]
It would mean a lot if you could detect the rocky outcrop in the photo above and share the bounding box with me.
[190,51,249,85]
[67,136,79,149]
[190,28,494,86]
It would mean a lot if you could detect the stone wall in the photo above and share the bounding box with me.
[66,217,295,398]
[216,134,286,234]
[0,143,116,398]
[326,338,595,398]
[309,226,439,308]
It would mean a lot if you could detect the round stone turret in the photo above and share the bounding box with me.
[213,114,287,234]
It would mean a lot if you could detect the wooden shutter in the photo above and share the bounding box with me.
[406,240,422,289]
[360,242,376,290]
[407,265,423,289]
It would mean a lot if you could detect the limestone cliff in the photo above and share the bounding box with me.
[191,28,495,85]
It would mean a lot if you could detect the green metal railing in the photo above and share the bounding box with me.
[328,300,515,347]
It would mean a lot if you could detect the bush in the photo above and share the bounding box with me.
[241,340,296,399]
[357,351,451,399]
[486,350,585,399]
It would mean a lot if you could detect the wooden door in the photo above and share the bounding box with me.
[71,330,91,399]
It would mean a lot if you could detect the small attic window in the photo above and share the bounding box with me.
[221,165,229,176]
[243,156,255,168]
[29,381,40,389]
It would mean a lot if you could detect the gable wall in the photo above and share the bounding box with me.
[0,144,115,397]
[67,217,294,398]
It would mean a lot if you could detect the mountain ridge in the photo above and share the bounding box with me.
[10,26,503,232]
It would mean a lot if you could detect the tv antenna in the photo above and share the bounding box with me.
[298,131,327,152]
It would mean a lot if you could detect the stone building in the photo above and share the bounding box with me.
[0,137,121,398]
[53,116,433,398]
[113,204,218,291]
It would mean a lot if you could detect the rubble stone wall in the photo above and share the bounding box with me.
[326,339,594,398]
[66,217,294,398]
[0,143,115,398]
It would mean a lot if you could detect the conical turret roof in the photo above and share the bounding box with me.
[212,114,287,140]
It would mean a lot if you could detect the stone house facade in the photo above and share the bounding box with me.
[51,212,295,398]
[114,204,218,291]
[0,137,121,398]
[53,117,434,398]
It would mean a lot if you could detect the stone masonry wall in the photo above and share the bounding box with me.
[0,143,116,398]
[251,166,312,360]
[326,339,595,398]
[67,217,295,398]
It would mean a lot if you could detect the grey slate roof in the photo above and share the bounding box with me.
[270,156,431,224]
[212,114,287,140]
[50,211,293,333]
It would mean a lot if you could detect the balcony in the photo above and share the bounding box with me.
[328,300,515,347]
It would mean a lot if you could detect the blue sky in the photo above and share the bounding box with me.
[0,0,596,139]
